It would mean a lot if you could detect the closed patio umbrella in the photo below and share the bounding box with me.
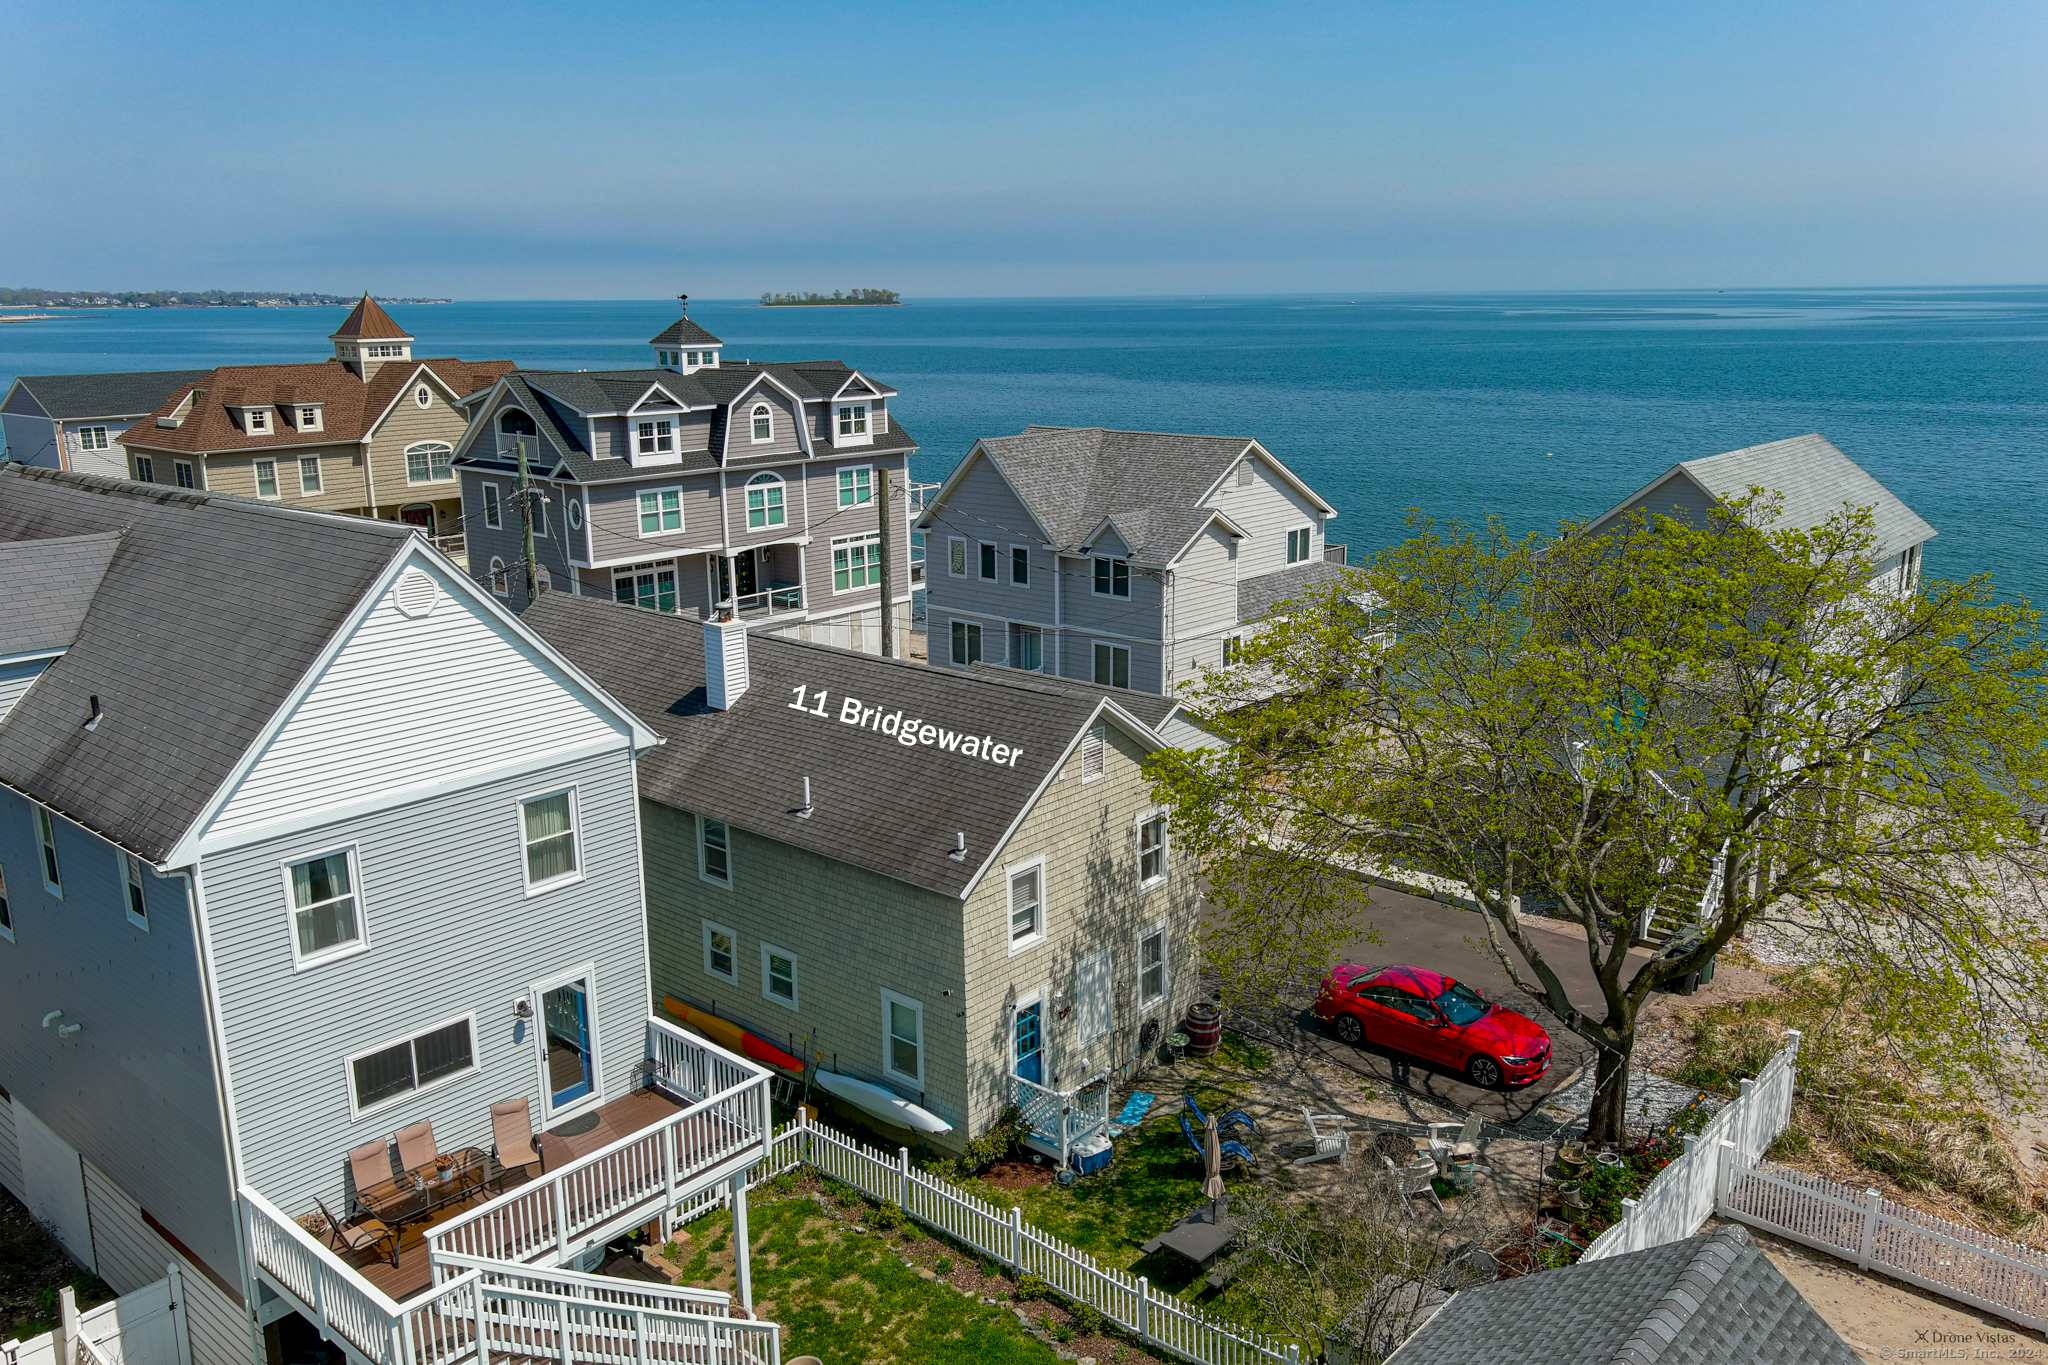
[1204,1112,1226,1216]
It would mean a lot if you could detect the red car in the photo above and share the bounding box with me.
[1313,964,1552,1088]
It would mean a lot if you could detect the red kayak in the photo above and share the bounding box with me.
[662,996,806,1075]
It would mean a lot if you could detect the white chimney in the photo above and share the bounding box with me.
[705,616,749,710]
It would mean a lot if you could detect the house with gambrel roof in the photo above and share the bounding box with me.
[917,425,1345,695]
[452,302,916,654]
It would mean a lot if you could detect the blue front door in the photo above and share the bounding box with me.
[543,980,594,1109]
[1014,1002,1043,1085]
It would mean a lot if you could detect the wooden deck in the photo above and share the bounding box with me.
[340,1086,688,1303]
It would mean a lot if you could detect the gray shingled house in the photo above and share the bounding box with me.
[453,302,916,654]
[917,426,1346,695]
[520,590,1214,1156]
[3,368,211,476]
[1585,433,1936,592]
[1383,1224,1857,1364]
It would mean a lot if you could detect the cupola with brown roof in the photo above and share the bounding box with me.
[329,294,415,379]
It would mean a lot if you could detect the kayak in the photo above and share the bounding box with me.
[812,1069,953,1136]
[662,997,806,1075]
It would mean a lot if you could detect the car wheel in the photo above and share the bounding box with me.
[1333,1014,1366,1046]
[1466,1055,1503,1089]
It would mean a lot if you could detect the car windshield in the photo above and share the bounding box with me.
[1433,982,1490,1025]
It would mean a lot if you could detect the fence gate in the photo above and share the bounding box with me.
[2,1274,188,1365]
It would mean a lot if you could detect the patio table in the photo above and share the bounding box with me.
[1141,1203,1241,1270]
[357,1146,497,1267]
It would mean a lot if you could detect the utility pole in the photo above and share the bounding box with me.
[515,436,539,605]
[877,465,895,659]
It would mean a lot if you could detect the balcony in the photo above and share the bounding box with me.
[1011,1069,1112,1169]
[732,583,803,619]
[242,1018,780,1365]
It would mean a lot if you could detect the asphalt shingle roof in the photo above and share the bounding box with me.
[0,465,413,861]
[121,357,513,455]
[0,531,125,658]
[1236,560,1358,622]
[649,316,724,348]
[6,370,213,421]
[329,295,412,339]
[1387,1225,1858,1365]
[519,592,1169,897]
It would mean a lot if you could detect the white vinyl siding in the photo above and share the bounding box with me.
[521,789,580,891]
[285,846,363,967]
[346,1014,479,1118]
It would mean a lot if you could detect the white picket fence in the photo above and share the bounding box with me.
[1580,1030,1802,1262]
[760,1112,1301,1365]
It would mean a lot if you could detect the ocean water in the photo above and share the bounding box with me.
[5,289,2045,603]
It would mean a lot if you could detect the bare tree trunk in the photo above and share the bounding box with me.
[1585,1040,1632,1147]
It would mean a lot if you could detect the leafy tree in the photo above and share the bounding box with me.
[1153,496,2048,1145]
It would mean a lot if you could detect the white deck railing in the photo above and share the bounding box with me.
[1010,1070,1110,1169]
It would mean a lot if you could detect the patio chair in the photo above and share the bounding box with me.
[1289,1107,1351,1167]
[1381,1153,1444,1216]
[1426,1115,1480,1172]
[1180,1114,1255,1169]
[490,1098,544,1181]
[395,1119,439,1175]
[314,1196,397,1267]
[348,1141,394,1214]
[1182,1092,1254,1138]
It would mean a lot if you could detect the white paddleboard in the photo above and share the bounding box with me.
[812,1070,953,1135]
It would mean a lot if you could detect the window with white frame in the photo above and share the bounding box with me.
[615,562,678,613]
[1007,861,1044,950]
[1009,623,1042,671]
[746,473,785,528]
[298,406,323,432]
[1094,642,1131,689]
[521,791,579,889]
[1287,527,1311,563]
[1079,723,1106,782]
[637,420,674,454]
[34,805,61,896]
[0,864,12,941]
[979,542,997,580]
[1236,459,1254,487]
[246,408,269,432]
[489,557,509,595]
[837,466,872,506]
[700,816,731,886]
[703,919,737,982]
[837,404,868,436]
[416,386,432,408]
[254,459,279,498]
[1011,546,1029,585]
[1222,634,1241,665]
[483,483,502,529]
[951,619,982,665]
[1138,811,1168,887]
[134,456,155,483]
[299,456,322,494]
[122,852,149,929]
[750,404,773,443]
[833,534,880,591]
[78,426,109,450]
[287,848,359,962]
[536,565,552,594]
[348,1015,476,1115]
[638,487,683,534]
[1139,925,1167,1005]
[948,537,967,576]
[174,461,195,489]
[882,990,923,1083]
[407,442,455,482]
[761,942,797,1007]
[1093,557,1130,597]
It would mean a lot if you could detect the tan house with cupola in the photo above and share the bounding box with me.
[118,296,513,559]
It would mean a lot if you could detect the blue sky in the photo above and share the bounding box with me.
[5,0,2043,297]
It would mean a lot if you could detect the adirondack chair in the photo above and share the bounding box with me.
[1381,1153,1444,1216]
[1290,1108,1351,1167]
[1183,1092,1255,1139]
[1180,1114,1255,1168]
[1426,1115,1480,1172]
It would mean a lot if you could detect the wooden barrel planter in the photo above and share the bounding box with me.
[1184,1002,1223,1058]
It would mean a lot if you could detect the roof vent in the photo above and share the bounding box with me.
[391,566,441,618]
[705,615,749,710]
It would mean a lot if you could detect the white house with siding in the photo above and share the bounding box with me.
[0,466,783,1365]
[917,426,1346,695]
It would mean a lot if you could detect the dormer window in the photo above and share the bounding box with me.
[637,420,674,454]
[838,404,868,436]
[750,405,773,443]
[245,407,269,433]
[499,409,537,437]
[297,405,323,432]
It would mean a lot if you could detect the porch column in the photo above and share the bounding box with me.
[729,1174,753,1314]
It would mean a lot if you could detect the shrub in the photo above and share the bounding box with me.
[868,1201,905,1233]
[936,1255,954,1275]
[1051,1322,1076,1343]
[979,1257,1002,1280]
[962,1105,1033,1172]
[1069,1302,1106,1335]
[1014,1273,1051,1302]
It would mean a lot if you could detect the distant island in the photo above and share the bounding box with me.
[0,288,450,309]
[758,289,902,307]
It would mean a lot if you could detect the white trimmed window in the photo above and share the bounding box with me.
[1139,925,1168,1006]
[78,426,109,450]
[0,863,12,941]
[1009,623,1042,671]
[568,499,583,530]
[700,816,731,886]
[521,790,579,890]
[637,420,674,454]
[837,404,868,436]
[746,473,785,528]
[750,404,773,443]
[833,534,880,591]
[979,542,997,580]
[535,565,552,594]
[639,487,683,535]
[122,852,149,930]
[1010,546,1029,585]
[489,557,509,595]
[762,942,798,1008]
[407,442,455,482]
[299,456,322,493]
[348,1015,477,1117]
[950,619,982,665]
[882,990,923,1084]
[948,537,967,576]
[1093,557,1130,597]
[254,459,279,498]
[298,406,323,432]
[483,483,502,529]
[1138,811,1168,888]
[837,466,872,506]
[416,385,433,408]
[703,919,737,982]
[246,408,269,432]
[615,562,678,613]
[1287,527,1311,564]
[133,456,154,483]
[1006,860,1044,952]
[32,805,63,897]
[1222,634,1241,665]
[1094,642,1131,689]
[174,461,195,489]
[1080,723,1106,782]
[286,848,360,964]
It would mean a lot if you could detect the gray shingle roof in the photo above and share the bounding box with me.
[649,316,724,348]
[1387,1225,1857,1365]
[519,592,1168,897]
[0,531,125,658]
[7,370,213,421]
[1236,559,1358,622]
[0,465,413,861]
